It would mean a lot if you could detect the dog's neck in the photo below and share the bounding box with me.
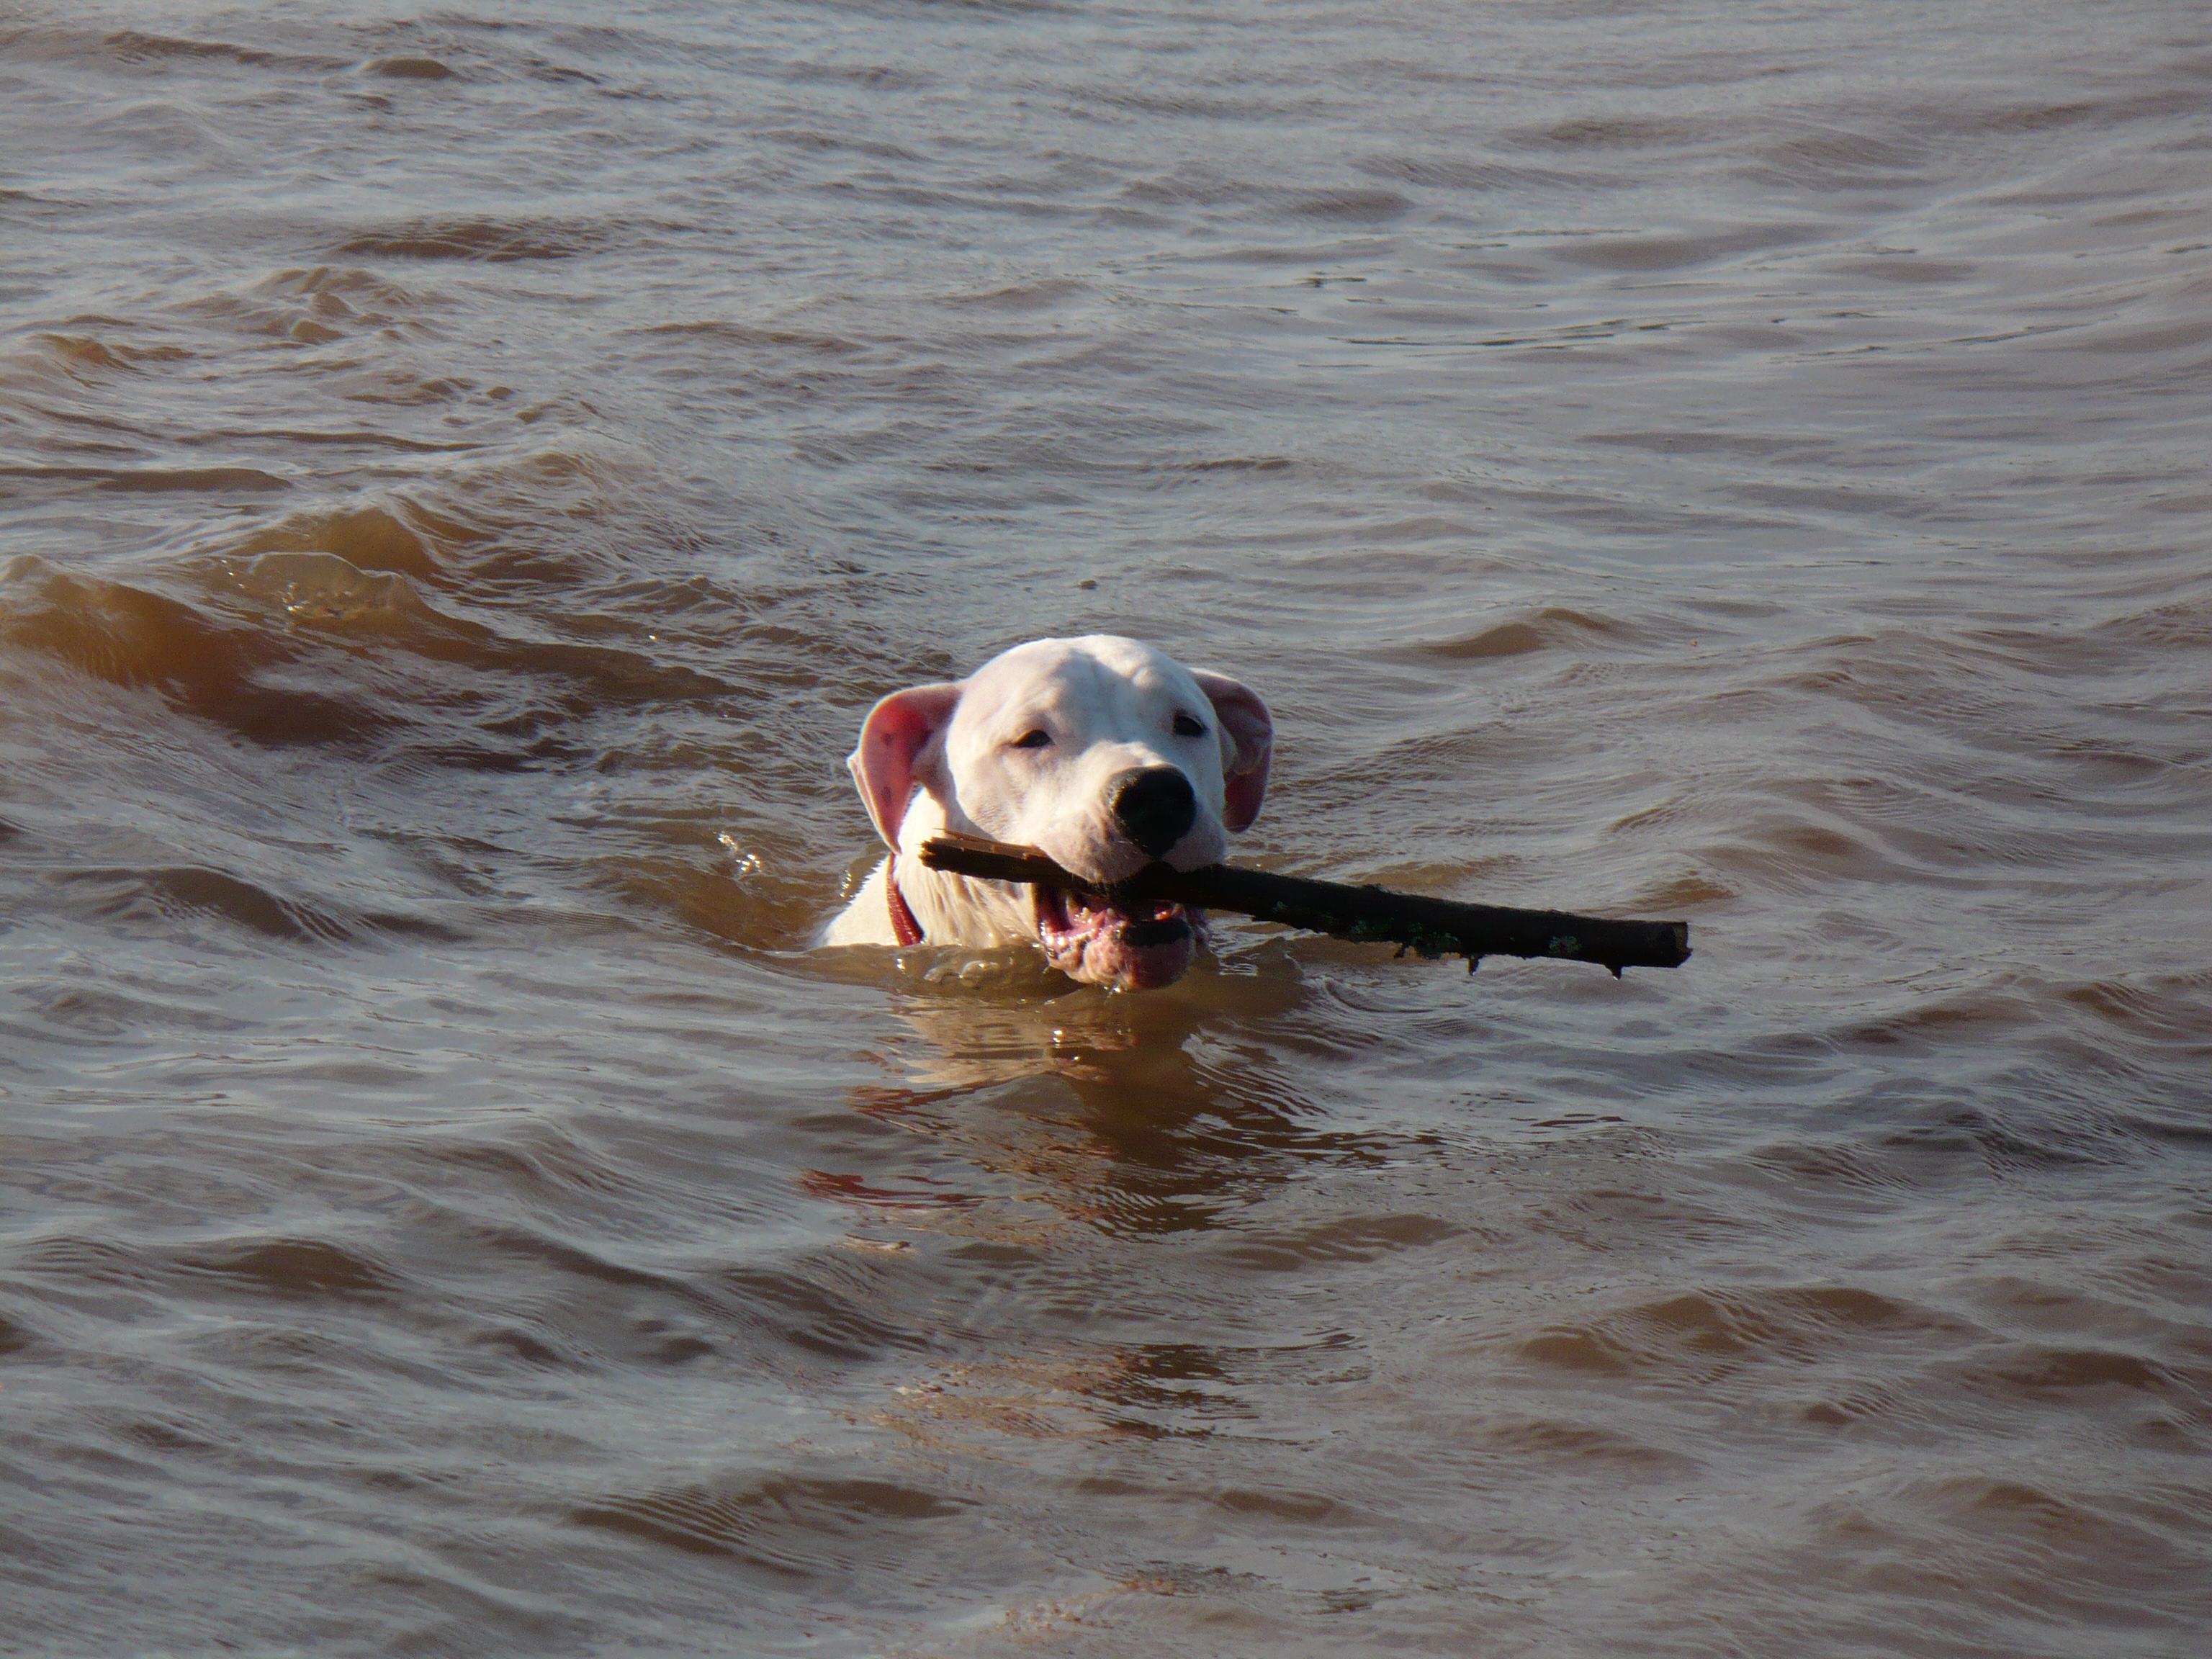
[889,793,1035,948]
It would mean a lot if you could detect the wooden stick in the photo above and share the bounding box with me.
[917,832,1690,976]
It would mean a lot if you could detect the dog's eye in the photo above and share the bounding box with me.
[1172,712,1207,738]
[1012,729,1051,750]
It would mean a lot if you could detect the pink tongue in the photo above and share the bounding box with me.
[1065,892,1189,946]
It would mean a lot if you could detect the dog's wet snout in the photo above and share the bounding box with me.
[1110,766,1197,859]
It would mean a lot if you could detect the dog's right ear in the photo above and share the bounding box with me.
[848,683,963,850]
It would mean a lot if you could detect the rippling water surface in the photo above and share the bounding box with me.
[4,2,2210,1653]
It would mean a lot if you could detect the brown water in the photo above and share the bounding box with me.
[4,2,2210,1653]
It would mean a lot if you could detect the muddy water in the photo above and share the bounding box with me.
[4,1,2210,1653]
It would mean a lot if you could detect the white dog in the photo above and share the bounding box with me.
[822,636,1272,992]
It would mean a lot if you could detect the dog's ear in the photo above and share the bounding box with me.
[848,682,963,850]
[1191,671,1272,832]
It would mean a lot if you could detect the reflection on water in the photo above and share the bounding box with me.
[4,0,2211,1653]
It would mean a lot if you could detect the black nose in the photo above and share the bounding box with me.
[1109,766,1197,859]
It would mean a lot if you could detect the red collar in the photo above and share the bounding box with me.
[887,869,925,946]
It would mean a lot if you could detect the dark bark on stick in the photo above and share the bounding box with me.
[917,832,1691,976]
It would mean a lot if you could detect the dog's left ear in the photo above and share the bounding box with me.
[848,681,963,850]
[1191,671,1273,832]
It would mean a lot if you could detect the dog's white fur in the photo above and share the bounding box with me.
[822,636,1272,990]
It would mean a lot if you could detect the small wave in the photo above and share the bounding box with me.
[258,263,426,307]
[1522,114,1719,150]
[1635,871,1736,909]
[0,464,289,494]
[169,264,436,346]
[1354,153,1598,192]
[1553,220,1833,271]
[225,500,464,579]
[217,549,435,625]
[1961,1344,2180,1395]
[1177,455,1293,474]
[1282,188,1413,223]
[1518,1284,1971,1380]
[93,29,341,72]
[332,218,605,263]
[171,1235,406,1301]
[1221,1212,1462,1272]
[715,1264,929,1362]
[22,331,194,377]
[63,865,346,943]
[364,56,455,81]
[1481,1417,1696,1474]
[107,465,289,493]
[781,60,932,93]
[1414,620,1547,659]
[941,277,1094,312]
[1398,606,1651,662]
[0,556,386,745]
[55,864,463,945]
[2062,973,2212,1047]
[637,319,867,355]
[571,1473,964,1573]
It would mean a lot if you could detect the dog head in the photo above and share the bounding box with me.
[848,635,1272,990]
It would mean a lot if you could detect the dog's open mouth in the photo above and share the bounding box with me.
[1034,884,1200,990]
